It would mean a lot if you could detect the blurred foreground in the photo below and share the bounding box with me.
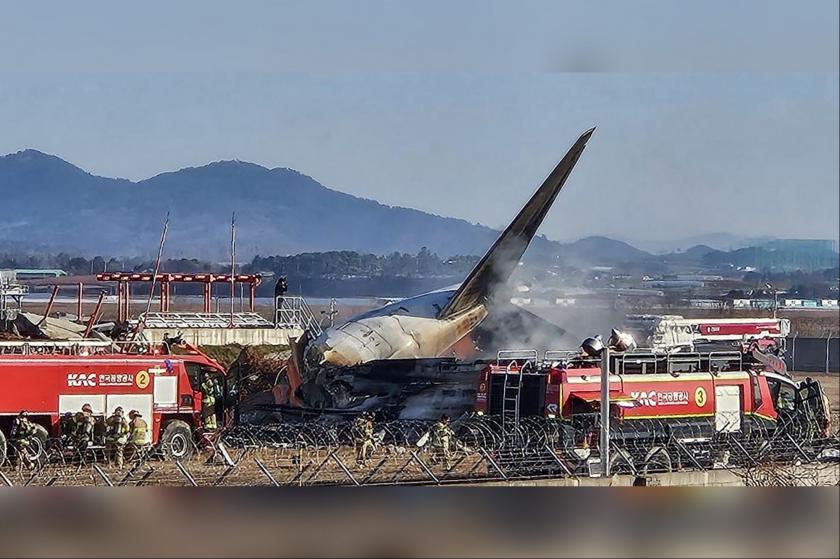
[0,488,837,557]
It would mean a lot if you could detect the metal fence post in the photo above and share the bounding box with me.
[254,457,280,487]
[480,448,507,481]
[360,457,389,485]
[0,469,13,487]
[175,461,198,487]
[600,347,611,476]
[826,334,832,374]
[92,464,114,487]
[329,451,360,486]
[409,450,439,485]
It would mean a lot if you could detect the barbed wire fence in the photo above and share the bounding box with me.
[2,414,838,487]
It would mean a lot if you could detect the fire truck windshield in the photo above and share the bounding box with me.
[184,362,221,392]
[767,377,797,413]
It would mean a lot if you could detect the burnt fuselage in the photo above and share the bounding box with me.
[302,287,486,377]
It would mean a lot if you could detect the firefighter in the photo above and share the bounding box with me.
[74,403,95,451]
[777,388,796,413]
[201,374,221,431]
[127,410,149,460]
[59,412,75,443]
[430,414,454,469]
[105,407,130,468]
[352,411,375,466]
[10,411,37,470]
[162,332,185,354]
[274,275,288,298]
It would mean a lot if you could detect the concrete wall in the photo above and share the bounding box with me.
[144,327,301,346]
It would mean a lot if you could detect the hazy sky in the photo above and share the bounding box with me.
[1,1,837,244]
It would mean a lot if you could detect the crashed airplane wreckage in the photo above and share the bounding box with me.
[259,128,595,418]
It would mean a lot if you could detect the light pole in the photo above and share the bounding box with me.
[600,346,611,476]
[827,333,832,375]
[765,283,777,319]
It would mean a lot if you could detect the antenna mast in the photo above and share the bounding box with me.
[133,212,169,341]
[230,212,236,328]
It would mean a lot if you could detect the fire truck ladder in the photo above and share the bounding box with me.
[501,363,523,431]
[0,340,116,355]
[496,350,538,433]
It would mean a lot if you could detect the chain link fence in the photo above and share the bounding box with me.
[2,415,838,487]
[787,335,839,373]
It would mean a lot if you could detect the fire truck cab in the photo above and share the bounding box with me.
[0,341,229,463]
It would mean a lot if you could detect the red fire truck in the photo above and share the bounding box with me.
[0,341,229,463]
[475,347,831,472]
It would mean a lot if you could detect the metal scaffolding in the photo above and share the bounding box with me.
[96,272,263,322]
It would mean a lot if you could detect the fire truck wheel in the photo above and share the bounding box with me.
[0,430,7,465]
[160,420,194,461]
[642,446,672,474]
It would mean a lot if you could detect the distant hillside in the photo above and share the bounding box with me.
[4,149,833,275]
[0,150,514,259]
[631,233,777,253]
[699,244,839,272]
[0,149,662,266]
[558,236,652,265]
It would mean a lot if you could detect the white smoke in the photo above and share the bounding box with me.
[477,259,627,356]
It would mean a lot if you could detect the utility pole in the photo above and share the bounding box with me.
[600,346,611,476]
[765,283,778,319]
[322,297,339,328]
[133,212,169,341]
[230,213,236,328]
[329,298,338,328]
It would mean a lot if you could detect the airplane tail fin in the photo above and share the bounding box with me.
[438,127,594,319]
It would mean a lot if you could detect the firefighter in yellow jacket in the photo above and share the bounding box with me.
[430,414,454,469]
[353,411,375,466]
[127,410,149,461]
[74,403,95,451]
[105,407,130,468]
[11,411,38,470]
[201,375,221,431]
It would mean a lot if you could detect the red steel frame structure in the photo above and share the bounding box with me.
[96,272,262,322]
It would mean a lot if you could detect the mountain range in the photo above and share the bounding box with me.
[0,149,640,261]
[2,149,514,259]
[1,150,836,272]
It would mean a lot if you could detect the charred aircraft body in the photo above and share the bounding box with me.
[287,128,595,411]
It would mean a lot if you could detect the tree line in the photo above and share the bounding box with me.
[0,248,480,279]
[247,248,479,278]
